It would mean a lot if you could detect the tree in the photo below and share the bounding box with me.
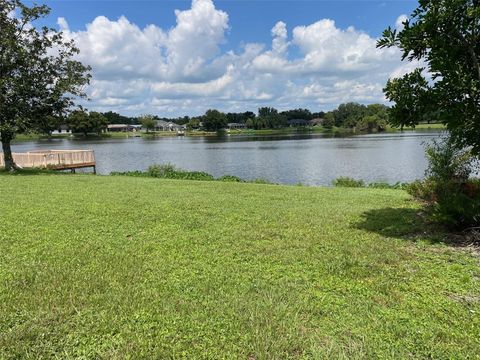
[35,115,63,136]
[281,108,313,120]
[377,0,480,153]
[202,109,227,131]
[0,0,91,170]
[332,103,367,128]
[186,118,201,130]
[101,111,134,125]
[139,114,156,133]
[323,112,335,128]
[88,112,108,135]
[257,107,286,128]
[68,110,107,136]
[357,115,386,132]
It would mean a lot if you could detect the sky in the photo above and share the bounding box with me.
[29,0,419,117]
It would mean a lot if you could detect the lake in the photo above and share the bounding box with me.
[12,130,443,185]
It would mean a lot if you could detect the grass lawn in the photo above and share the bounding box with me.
[0,175,478,359]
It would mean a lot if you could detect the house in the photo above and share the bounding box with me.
[227,122,246,130]
[52,124,71,134]
[287,119,311,127]
[107,124,135,132]
[153,120,170,131]
[153,120,186,132]
[309,118,325,126]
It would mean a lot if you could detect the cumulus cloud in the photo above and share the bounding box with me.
[395,14,408,30]
[61,0,409,115]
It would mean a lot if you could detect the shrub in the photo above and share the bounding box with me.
[147,163,177,178]
[367,181,408,189]
[332,177,365,188]
[426,137,474,182]
[406,179,437,202]
[409,137,480,230]
[179,171,214,181]
[218,175,243,182]
[145,164,211,181]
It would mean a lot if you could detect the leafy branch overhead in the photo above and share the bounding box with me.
[377,0,480,153]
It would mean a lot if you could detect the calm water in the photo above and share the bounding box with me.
[12,131,443,185]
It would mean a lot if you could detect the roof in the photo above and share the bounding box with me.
[154,120,169,126]
[108,124,131,129]
[287,119,311,125]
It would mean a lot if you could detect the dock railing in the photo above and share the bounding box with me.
[0,150,96,171]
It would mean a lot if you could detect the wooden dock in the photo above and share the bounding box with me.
[0,150,96,173]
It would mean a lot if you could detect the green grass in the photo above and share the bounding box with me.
[411,123,446,130]
[386,123,447,132]
[0,175,479,359]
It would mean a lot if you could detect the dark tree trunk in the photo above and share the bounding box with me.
[1,132,17,171]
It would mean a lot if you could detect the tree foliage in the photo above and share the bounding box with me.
[323,103,388,131]
[378,0,480,153]
[254,107,287,129]
[68,110,107,136]
[101,111,135,125]
[226,111,255,124]
[202,109,227,131]
[0,0,91,170]
[139,114,156,133]
[280,108,313,120]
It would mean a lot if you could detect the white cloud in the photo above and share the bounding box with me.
[271,21,288,55]
[57,17,69,31]
[395,14,408,30]
[61,0,409,115]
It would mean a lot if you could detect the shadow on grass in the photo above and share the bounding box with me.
[355,207,444,244]
[0,168,77,176]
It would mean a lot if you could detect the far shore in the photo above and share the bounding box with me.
[11,122,446,143]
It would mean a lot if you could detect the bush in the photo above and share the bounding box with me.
[406,179,437,202]
[179,171,215,181]
[147,164,177,178]
[368,182,408,190]
[409,137,480,230]
[145,164,213,181]
[218,175,243,182]
[332,177,365,188]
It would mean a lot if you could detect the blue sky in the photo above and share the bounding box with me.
[29,0,419,116]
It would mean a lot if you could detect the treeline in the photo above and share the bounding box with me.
[33,103,390,136]
[185,103,388,131]
[323,103,389,131]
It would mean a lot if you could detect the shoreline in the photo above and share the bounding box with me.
[11,123,446,143]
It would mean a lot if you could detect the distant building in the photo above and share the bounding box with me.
[309,118,325,126]
[52,124,71,134]
[107,124,137,132]
[153,120,186,132]
[287,119,311,127]
[227,122,246,129]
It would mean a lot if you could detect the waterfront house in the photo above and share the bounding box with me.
[227,123,246,130]
[107,124,136,132]
[309,118,325,126]
[153,120,186,132]
[287,119,311,127]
